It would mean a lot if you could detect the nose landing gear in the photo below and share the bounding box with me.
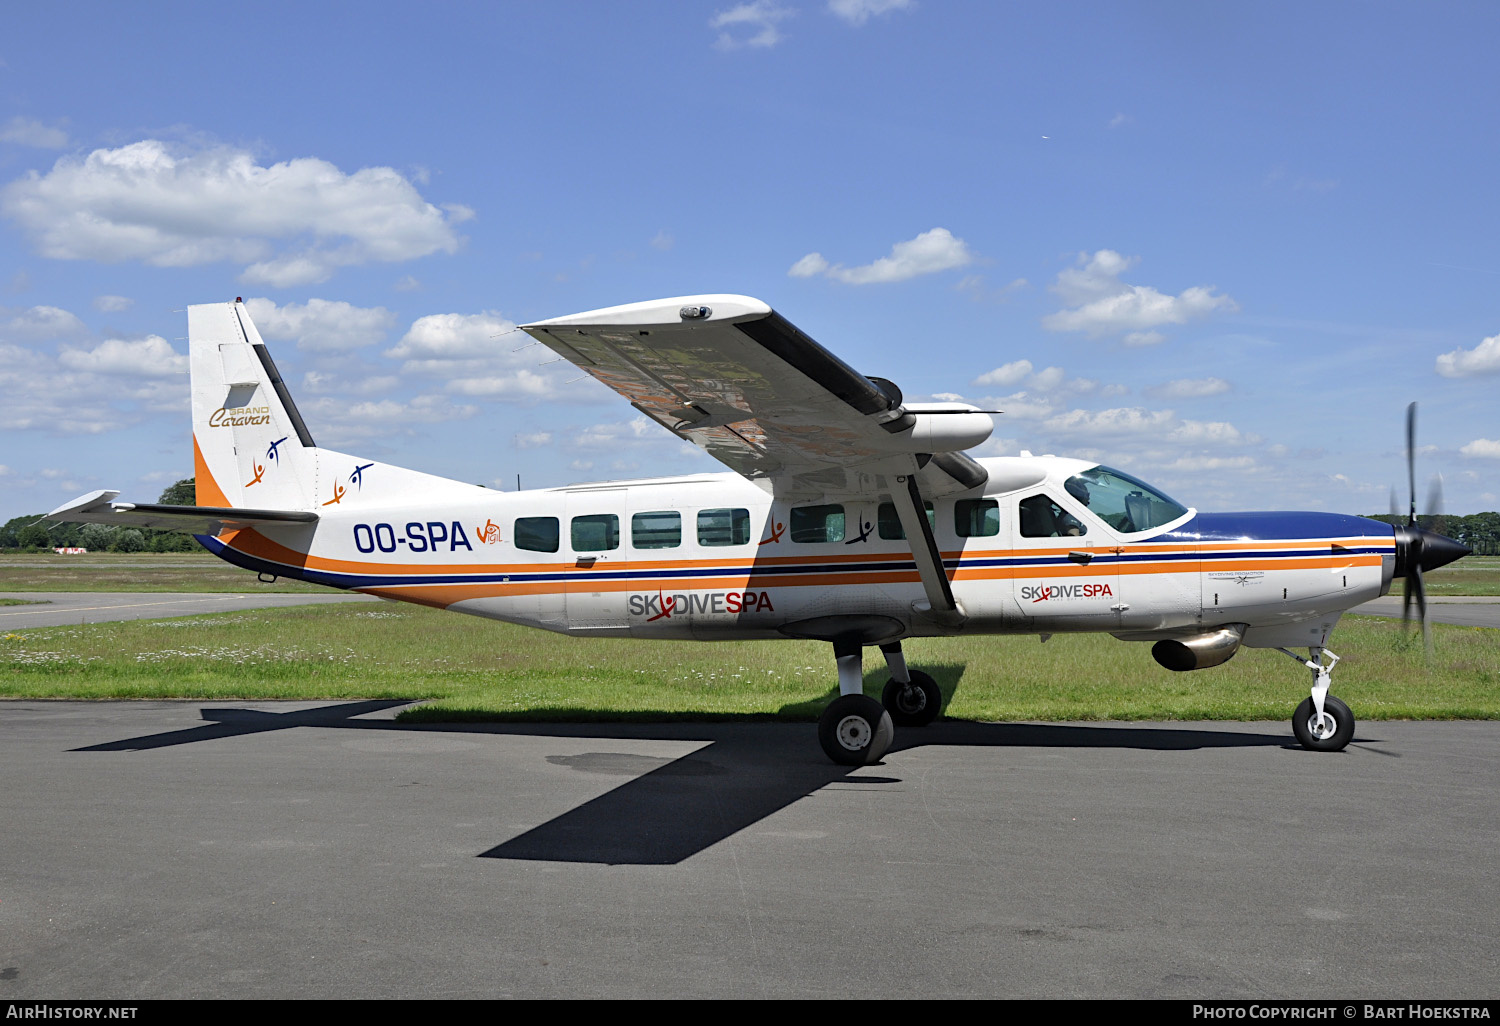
[1277,646,1354,752]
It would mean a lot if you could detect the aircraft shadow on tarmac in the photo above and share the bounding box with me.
[73,698,1300,866]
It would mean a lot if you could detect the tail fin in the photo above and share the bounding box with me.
[189,299,316,510]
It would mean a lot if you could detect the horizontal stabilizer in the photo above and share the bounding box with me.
[45,489,318,534]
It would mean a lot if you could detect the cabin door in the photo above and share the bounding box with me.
[563,488,629,631]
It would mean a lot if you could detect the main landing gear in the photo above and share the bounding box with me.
[1276,646,1355,752]
[817,641,942,765]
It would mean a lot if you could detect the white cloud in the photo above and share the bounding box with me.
[1029,366,1065,391]
[789,252,830,278]
[973,359,1032,387]
[386,311,516,362]
[983,391,1059,421]
[1,140,470,286]
[1042,250,1237,339]
[1044,406,1177,437]
[955,274,1027,304]
[516,431,553,449]
[92,294,134,312]
[1166,419,1247,445]
[1435,333,1500,378]
[973,360,1098,397]
[828,0,913,26]
[302,371,398,396]
[711,1,794,48]
[650,229,674,251]
[0,307,193,434]
[299,394,477,446]
[57,336,188,377]
[394,275,422,292]
[1123,331,1165,347]
[1108,112,1132,129]
[1145,376,1231,400]
[1,305,88,341]
[446,370,560,398]
[789,227,974,285]
[386,311,611,403]
[244,297,396,353]
[0,117,69,149]
[1460,438,1500,459]
[1161,455,1255,472]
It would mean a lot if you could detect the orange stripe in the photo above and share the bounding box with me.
[193,435,232,508]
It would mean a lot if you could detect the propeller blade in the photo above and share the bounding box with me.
[1389,485,1400,522]
[1406,401,1417,527]
[1412,564,1431,661]
[1426,473,1445,538]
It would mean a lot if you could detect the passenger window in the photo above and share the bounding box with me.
[877,501,935,540]
[1018,494,1086,538]
[698,508,751,546]
[632,511,681,549]
[790,504,845,543]
[514,516,560,553]
[571,513,619,552]
[955,499,1000,538]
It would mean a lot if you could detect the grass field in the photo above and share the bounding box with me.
[3,601,1495,721]
[4,551,1498,595]
[1388,555,1500,596]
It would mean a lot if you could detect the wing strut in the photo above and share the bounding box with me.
[887,473,965,626]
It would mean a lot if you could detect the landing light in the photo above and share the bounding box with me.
[679,305,712,319]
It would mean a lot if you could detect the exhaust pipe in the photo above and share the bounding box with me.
[1152,624,1247,672]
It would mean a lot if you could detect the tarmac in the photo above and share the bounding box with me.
[0,591,376,628]
[0,701,1495,999]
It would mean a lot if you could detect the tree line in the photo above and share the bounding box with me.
[0,479,200,552]
[1363,512,1500,556]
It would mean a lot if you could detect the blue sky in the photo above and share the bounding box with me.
[1,0,1497,522]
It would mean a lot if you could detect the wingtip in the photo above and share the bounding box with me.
[45,489,122,519]
[522,294,772,330]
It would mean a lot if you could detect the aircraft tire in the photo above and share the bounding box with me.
[1291,695,1355,752]
[881,671,942,727]
[819,694,894,766]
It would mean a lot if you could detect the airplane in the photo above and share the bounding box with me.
[45,295,1472,765]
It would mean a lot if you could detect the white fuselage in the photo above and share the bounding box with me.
[204,454,1394,652]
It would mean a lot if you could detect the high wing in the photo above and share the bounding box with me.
[44,489,318,534]
[520,295,995,499]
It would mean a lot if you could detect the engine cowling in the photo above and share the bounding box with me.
[1151,625,1247,672]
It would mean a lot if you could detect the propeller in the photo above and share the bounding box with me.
[1392,402,1471,658]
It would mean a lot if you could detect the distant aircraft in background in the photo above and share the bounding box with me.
[49,297,1470,764]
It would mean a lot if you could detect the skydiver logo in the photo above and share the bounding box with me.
[1020,582,1113,603]
[629,591,775,618]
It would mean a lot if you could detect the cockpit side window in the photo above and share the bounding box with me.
[1018,494,1086,538]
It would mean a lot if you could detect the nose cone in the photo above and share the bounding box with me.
[1419,530,1472,572]
[1394,525,1472,577]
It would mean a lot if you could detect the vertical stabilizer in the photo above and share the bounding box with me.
[189,300,316,510]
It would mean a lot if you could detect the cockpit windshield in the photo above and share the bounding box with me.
[1063,466,1188,534]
